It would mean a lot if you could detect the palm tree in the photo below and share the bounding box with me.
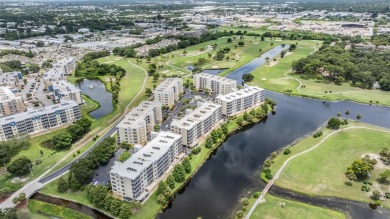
[337,112,342,120]
[345,109,350,119]
[356,114,362,122]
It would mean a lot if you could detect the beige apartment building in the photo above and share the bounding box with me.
[216,86,265,116]
[117,101,162,145]
[170,101,222,147]
[0,87,26,117]
[153,78,183,107]
[193,73,236,95]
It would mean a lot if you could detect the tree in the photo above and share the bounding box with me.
[7,156,31,176]
[337,112,342,119]
[57,176,69,193]
[289,44,297,51]
[51,132,73,149]
[264,159,272,168]
[157,181,167,195]
[242,73,254,82]
[378,170,390,183]
[118,150,131,162]
[110,198,122,216]
[157,194,166,204]
[119,203,132,219]
[221,123,228,135]
[227,38,233,43]
[166,175,175,189]
[211,130,219,143]
[87,185,108,208]
[346,158,373,180]
[372,190,381,200]
[237,117,244,126]
[327,117,342,129]
[183,158,191,174]
[280,50,287,58]
[103,195,114,211]
[173,164,186,182]
[0,208,17,219]
[356,114,362,122]
[345,109,350,119]
[238,41,245,47]
[205,137,213,149]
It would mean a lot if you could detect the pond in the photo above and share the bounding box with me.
[187,65,226,75]
[77,79,113,119]
[158,91,390,219]
[226,45,289,84]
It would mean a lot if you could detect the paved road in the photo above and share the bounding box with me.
[161,88,191,131]
[245,126,390,219]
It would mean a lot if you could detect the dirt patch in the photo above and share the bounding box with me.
[11,176,29,183]
[268,61,278,67]
[212,65,219,68]
[284,52,293,57]
[261,78,267,81]
[362,153,387,169]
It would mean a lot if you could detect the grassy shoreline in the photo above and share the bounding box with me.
[259,122,390,209]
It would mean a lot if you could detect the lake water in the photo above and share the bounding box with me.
[226,45,289,84]
[77,79,113,119]
[159,91,390,219]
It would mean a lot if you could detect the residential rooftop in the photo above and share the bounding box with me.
[117,101,161,128]
[216,86,264,102]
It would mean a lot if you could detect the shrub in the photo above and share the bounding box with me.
[236,210,244,218]
[241,207,247,212]
[283,148,291,155]
[385,192,390,199]
[242,198,249,206]
[253,192,259,198]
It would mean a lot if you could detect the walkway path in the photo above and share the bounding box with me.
[245,126,390,219]
[0,61,148,210]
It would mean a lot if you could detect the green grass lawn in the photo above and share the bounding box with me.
[250,194,345,219]
[28,199,93,219]
[267,122,390,208]
[250,40,390,106]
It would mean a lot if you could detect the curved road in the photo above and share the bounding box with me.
[0,60,148,209]
[245,125,390,219]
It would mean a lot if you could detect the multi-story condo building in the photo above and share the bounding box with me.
[153,78,183,107]
[0,101,81,141]
[215,86,265,116]
[0,71,24,90]
[49,80,83,104]
[0,87,26,117]
[117,101,162,145]
[110,131,182,201]
[170,101,222,147]
[43,57,76,89]
[193,73,236,95]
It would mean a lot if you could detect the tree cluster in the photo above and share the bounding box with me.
[0,134,30,166]
[66,137,116,190]
[7,156,32,176]
[292,45,390,90]
[345,155,377,181]
[51,118,92,150]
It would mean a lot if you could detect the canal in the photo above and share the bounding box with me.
[77,79,113,119]
[159,91,390,219]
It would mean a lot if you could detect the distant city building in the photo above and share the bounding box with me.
[0,101,81,141]
[0,87,26,117]
[170,101,222,147]
[110,131,182,201]
[0,71,24,90]
[193,73,236,95]
[50,80,82,104]
[117,101,162,145]
[78,28,90,33]
[216,86,265,116]
[153,78,183,107]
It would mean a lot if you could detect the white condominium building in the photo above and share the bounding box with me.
[170,101,222,147]
[117,101,162,145]
[0,71,24,90]
[43,57,76,89]
[193,73,236,95]
[58,57,76,76]
[0,87,26,117]
[0,101,81,141]
[153,78,183,107]
[50,80,83,104]
[216,86,265,117]
[110,131,182,201]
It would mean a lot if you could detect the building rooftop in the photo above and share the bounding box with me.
[194,72,236,83]
[52,80,81,94]
[0,87,21,102]
[117,101,161,128]
[154,78,182,93]
[0,100,78,124]
[110,131,182,179]
[216,86,264,102]
[171,101,221,130]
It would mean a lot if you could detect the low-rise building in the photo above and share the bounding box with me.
[193,73,236,95]
[117,101,162,145]
[0,101,81,141]
[216,86,265,116]
[43,57,76,87]
[170,101,222,147]
[50,80,83,104]
[0,87,26,117]
[110,131,182,201]
[153,78,183,107]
